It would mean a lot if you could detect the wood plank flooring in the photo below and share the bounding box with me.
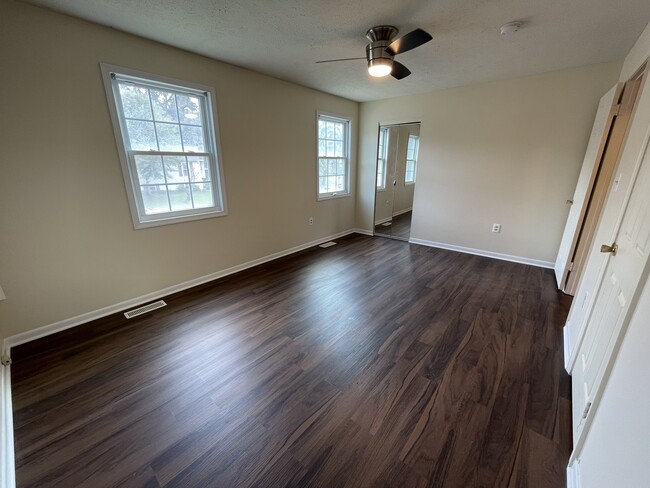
[10,234,573,488]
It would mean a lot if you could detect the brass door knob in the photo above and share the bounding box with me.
[600,243,618,255]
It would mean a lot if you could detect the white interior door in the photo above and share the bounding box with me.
[555,85,620,289]
[572,124,650,444]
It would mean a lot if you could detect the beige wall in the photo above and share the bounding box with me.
[0,0,358,339]
[357,62,622,263]
[619,20,650,81]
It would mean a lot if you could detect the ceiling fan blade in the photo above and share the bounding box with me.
[385,28,432,56]
[391,61,411,80]
[315,57,366,64]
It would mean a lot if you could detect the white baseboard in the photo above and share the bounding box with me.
[374,216,392,225]
[392,207,412,217]
[1,363,15,488]
[567,459,581,488]
[408,238,555,269]
[350,228,373,236]
[374,209,412,225]
[4,229,365,351]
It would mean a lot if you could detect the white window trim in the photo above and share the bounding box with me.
[316,111,351,201]
[405,134,419,186]
[376,127,389,191]
[100,63,228,229]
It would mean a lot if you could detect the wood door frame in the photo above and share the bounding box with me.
[564,73,644,294]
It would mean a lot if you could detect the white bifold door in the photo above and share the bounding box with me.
[571,119,650,447]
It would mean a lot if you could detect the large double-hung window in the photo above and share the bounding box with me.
[317,113,350,199]
[101,64,227,228]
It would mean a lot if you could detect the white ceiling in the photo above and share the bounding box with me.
[24,0,650,102]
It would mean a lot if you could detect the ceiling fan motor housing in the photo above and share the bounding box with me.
[366,40,394,66]
[366,25,398,65]
[365,25,399,43]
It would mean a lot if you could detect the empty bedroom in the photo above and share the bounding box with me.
[1,0,650,487]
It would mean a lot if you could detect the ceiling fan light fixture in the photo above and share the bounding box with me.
[368,58,392,77]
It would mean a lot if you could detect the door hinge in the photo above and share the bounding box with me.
[1,355,11,366]
[568,262,574,272]
[612,103,621,116]
[582,401,592,419]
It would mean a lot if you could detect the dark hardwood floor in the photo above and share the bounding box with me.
[374,211,412,240]
[11,234,573,488]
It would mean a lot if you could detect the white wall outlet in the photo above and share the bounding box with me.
[492,223,501,233]
[308,217,314,225]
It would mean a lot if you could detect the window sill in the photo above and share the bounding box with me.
[133,209,228,229]
[317,192,351,202]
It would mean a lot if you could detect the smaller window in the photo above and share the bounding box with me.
[376,127,389,190]
[405,135,419,184]
[317,113,350,199]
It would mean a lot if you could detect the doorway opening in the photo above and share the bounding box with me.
[373,122,420,241]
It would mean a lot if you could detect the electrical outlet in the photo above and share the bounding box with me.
[492,224,501,233]
[308,217,314,226]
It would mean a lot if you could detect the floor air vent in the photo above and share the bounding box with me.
[319,241,337,248]
[124,300,167,319]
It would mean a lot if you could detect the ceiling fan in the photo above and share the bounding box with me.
[316,25,432,80]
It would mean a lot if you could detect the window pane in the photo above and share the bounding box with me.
[181,125,205,152]
[319,177,327,193]
[319,140,327,157]
[191,183,214,208]
[326,122,334,139]
[337,176,344,190]
[328,159,337,175]
[334,124,343,140]
[150,90,178,122]
[168,184,193,211]
[337,160,345,175]
[327,176,337,191]
[335,141,343,157]
[163,156,188,183]
[126,120,157,150]
[318,120,327,139]
[177,95,203,126]
[119,84,152,120]
[141,185,170,214]
[319,159,327,176]
[135,155,165,184]
[188,156,211,182]
[155,122,182,151]
[327,141,335,157]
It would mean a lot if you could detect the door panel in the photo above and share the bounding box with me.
[555,84,621,289]
[572,124,650,444]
